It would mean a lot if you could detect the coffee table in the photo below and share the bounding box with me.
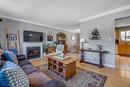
[47,56,77,80]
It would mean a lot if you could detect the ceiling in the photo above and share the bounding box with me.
[0,0,130,32]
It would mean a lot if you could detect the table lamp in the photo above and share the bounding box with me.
[71,36,75,41]
[80,38,85,49]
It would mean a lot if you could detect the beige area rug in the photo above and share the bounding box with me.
[38,64,107,87]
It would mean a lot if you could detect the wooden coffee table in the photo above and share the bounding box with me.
[47,56,77,80]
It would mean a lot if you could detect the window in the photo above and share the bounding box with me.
[120,30,130,42]
[120,31,125,41]
[126,31,130,41]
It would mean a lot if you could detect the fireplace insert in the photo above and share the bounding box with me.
[27,46,41,59]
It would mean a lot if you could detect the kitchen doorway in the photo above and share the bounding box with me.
[115,16,130,71]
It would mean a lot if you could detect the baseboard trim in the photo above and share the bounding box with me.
[104,64,115,68]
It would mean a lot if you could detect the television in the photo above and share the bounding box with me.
[24,31,43,42]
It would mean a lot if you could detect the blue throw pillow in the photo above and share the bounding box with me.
[1,61,29,87]
[2,61,17,69]
[0,71,9,87]
[0,61,18,87]
[3,51,18,64]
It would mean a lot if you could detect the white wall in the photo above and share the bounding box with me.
[80,9,130,68]
[0,18,75,54]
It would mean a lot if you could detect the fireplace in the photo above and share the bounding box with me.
[26,46,41,59]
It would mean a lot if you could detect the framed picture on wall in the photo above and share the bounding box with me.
[47,36,53,41]
[7,34,17,41]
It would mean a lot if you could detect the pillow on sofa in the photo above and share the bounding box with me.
[2,61,18,69]
[0,71,9,87]
[2,51,18,64]
[0,61,29,87]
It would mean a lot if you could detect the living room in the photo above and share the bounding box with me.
[0,0,130,87]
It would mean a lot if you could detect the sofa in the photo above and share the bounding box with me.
[1,52,66,87]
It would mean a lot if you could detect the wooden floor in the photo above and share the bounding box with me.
[31,53,130,87]
[116,55,130,71]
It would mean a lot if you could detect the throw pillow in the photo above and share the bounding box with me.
[0,61,29,87]
[0,61,17,87]
[2,51,18,64]
[2,61,18,69]
[0,71,9,87]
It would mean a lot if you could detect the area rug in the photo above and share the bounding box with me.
[38,65,107,87]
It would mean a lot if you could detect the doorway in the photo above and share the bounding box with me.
[115,16,130,70]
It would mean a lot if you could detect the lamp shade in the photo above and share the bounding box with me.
[80,38,85,43]
[71,36,75,41]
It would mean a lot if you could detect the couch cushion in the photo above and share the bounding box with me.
[23,68,38,75]
[18,60,32,66]
[20,63,34,69]
[21,64,38,75]
[1,61,29,87]
[2,51,18,64]
[28,71,51,87]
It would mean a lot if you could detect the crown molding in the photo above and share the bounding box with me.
[79,5,130,23]
[0,14,73,32]
[72,29,80,33]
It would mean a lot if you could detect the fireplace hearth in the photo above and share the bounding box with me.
[27,46,41,59]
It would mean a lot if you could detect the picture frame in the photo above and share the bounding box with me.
[47,36,53,41]
[7,34,17,41]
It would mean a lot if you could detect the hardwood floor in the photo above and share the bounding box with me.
[116,55,130,71]
[31,53,130,87]
[77,62,130,87]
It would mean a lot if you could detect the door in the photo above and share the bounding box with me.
[117,30,130,55]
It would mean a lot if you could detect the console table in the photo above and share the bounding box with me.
[80,49,108,68]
